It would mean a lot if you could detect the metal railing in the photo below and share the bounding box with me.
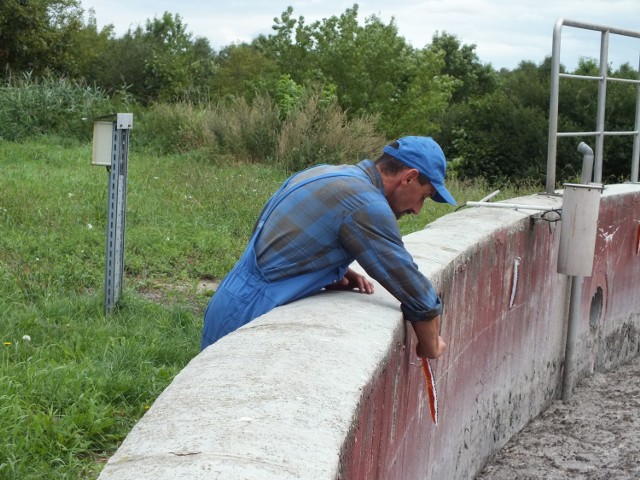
[546,19,640,193]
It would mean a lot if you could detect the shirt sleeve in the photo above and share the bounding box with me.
[339,201,442,321]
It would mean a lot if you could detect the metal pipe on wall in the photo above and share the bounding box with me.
[560,145,601,401]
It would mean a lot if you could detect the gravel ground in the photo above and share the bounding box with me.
[475,355,640,480]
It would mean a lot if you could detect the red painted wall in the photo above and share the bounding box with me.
[340,188,640,480]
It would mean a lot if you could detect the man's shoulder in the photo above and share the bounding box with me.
[291,163,371,189]
[294,162,359,179]
[284,164,383,212]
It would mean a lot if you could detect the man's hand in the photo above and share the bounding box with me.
[418,335,446,359]
[325,268,375,294]
[411,316,446,359]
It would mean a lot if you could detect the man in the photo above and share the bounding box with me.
[202,136,456,359]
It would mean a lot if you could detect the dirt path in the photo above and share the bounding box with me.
[475,355,640,480]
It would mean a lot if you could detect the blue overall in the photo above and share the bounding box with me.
[201,169,354,349]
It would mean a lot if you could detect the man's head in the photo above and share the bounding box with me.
[376,136,456,218]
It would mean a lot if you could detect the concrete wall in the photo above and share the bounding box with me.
[98,185,640,480]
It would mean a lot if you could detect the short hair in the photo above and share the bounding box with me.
[375,141,430,186]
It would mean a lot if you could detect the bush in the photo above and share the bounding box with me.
[446,92,548,185]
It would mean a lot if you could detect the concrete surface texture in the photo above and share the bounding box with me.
[476,354,640,479]
[98,184,640,480]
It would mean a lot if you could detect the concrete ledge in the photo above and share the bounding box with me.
[99,284,406,479]
[98,185,640,480]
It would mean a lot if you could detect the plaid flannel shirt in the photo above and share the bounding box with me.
[254,159,442,321]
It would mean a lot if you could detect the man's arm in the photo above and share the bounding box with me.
[340,206,442,323]
[339,203,446,357]
[411,315,446,359]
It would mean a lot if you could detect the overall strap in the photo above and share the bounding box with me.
[254,168,358,234]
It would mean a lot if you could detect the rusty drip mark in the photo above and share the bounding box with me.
[509,257,521,308]
[636,224,640,256]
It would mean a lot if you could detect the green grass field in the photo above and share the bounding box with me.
[0,137,533,478]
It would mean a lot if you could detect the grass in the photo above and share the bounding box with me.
[0,138,283,479]
[0,137,537,478]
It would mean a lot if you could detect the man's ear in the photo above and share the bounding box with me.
[403,168,420,184]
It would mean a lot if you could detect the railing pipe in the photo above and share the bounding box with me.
[546,18,564,194]
[593,31,609,184]
[546,19,640,191]
[558,130,640,137]
[632,54,640,183]
[465,202,557,211]
[558,19,640,37]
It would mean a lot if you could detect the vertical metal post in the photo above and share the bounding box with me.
[631,54,640,183]
[593,31,609,183]
[104,114,133,314]
[546,19,564,194]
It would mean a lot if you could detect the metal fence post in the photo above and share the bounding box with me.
[104,113,133,314]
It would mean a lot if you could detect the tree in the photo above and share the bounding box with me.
[0,0,110,79]
[443,60,550,183]
[547,57,639,181]
[212,43,279,101]
[377,48,456,138]
[96,12,217,103]
[427,32,496,103]
[142,12,216,102]
[253,6,316,85]
[96,25,152,100]
[62,10,115,81]
[440,57,640,185]
[256,5,455,137]
[602,62,639,180]
[310,6,411,118]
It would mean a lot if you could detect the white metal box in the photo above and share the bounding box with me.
[557,183,603,276]
[92,121,113,166]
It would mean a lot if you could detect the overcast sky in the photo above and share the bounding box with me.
[80,0,639,70]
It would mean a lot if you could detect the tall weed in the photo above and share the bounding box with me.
[208,95,281,163]
[134,86,384,168]
[277,88,385,171]
[135,102,211,153]
[0,74,116,141]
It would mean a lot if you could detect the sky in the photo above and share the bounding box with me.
[79,0,639,71]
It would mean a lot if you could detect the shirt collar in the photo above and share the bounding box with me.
[356,159,384,194]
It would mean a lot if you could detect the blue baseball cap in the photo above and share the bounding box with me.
[383,136,456,205]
